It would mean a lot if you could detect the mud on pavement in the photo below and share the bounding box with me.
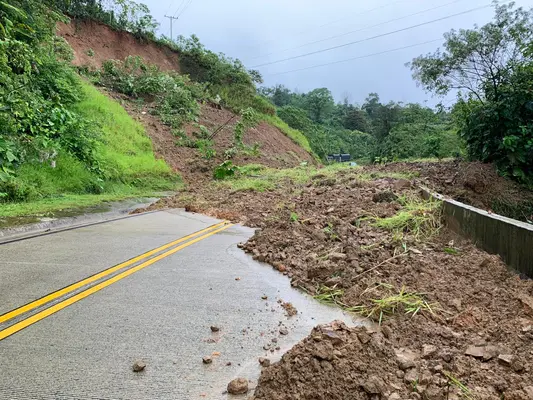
[144,165,533,399]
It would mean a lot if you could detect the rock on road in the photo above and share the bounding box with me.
[0,209,355,399]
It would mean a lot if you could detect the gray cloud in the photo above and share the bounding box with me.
[145,0,533,105]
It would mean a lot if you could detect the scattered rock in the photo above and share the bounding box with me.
[132,360,146,372]
[202,356,212,364]
[281,302,298,317]
[404,368,418,384]
[227,378,249,395]
[381,325,393,339]
[330,252,347,261]
[210,326,220,332]
[395,349,418,370]
[393,179,411,190]
[279,327,289,335]
[361,376,385,395]
[482,345,499,361]
[226,362,232,366]
[422,344,437,359]
[465,345,485,358]
[259,357,271,367]
[498,354,514,365]
[261,295,268,300]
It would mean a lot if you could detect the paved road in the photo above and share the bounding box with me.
[0,209,355,399]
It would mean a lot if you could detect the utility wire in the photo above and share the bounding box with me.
[247,0,466,62]
[175,0,194,18]
[172,0,187,17]
[264,39,443,77]
[251,3,496,69]
[164,0,176,16]
[253,0,412,48]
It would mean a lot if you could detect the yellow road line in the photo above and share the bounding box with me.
[0,220,229,325]
[0,223,234,342]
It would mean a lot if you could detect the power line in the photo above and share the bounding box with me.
[175,0,194,19]
[251,3,495,69]
[172,0,187,17]
[264,39,443,77]
[247,0,466,62]
[253,0,412,49]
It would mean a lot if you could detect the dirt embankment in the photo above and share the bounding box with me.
[57,19,181,72]
[366,161,533,222]
[104,91,316,183]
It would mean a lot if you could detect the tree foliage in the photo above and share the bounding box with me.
[411,2,533,181]
[263,86,462,163]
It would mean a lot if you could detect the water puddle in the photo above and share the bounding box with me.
[0,197,159,239]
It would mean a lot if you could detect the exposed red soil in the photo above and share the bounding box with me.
[57,19,181,72]
[110,94,316,183]
[142,168,533,399]
[365,161,533,222]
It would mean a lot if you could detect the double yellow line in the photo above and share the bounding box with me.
[0,221,233,341]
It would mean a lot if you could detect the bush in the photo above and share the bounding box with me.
[95,56,204,128]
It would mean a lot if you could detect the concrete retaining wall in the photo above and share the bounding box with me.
[422,188,533,277]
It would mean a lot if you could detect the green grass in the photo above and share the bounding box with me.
[260,114,317,158]
[373,196,442,240]
[215,162,363,193]
[75,81,176,188]
[1,80,180,220]
[350,285,436,325]
[0,192,147,218]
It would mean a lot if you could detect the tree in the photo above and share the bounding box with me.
[411,2,533,181]
[410,3,533,102]
[304,88,334,123]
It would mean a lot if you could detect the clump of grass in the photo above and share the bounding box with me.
[314,285,345,306]
[444,372,473,400]
[373,196,442,240]
[350,285,436,325]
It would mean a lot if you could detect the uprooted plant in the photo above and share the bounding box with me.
[373,195,442,240]
[350,284,437,325]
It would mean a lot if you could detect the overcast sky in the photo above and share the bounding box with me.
[142,0,533,106]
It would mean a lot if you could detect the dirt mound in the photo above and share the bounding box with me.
[145,166,533,398]
[365,161,533,222]
[57,19,181,72]
[241,171,533,399]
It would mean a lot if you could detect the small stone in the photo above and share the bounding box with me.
[422,344,438,359]
[132,360,146,372]
[226,362,232,366]
[202,356,212,364]
[465,345,485,358]
[279,328,289,335]
[396,370,405,379]
[511,358,525,372]
[261,295,268,300]
[357,331,371,344]
[361,376,385,394]
[259,357,271,367]
[404,369,418,384]
[381,326,393,339]
[483,345,499,361]
[330,252,347,261]
[395,349,418,370]
[210,326,220,332]
[227,378,249,395]
[523,387,533,399]
[498,354,514,365]
[271,338,278,343]
[389,394,401,400]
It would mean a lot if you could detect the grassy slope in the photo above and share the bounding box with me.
[1,80,179,218]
